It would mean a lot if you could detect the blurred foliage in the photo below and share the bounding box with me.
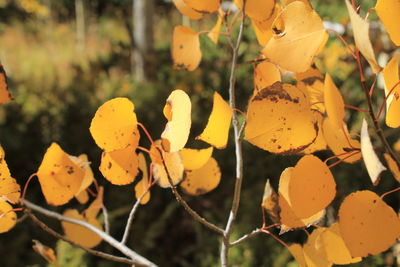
[0,0,398,266]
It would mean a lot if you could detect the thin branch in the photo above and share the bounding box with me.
[25,211,136,265]
[102,205,110,234]
[326,28,356,59]
[356,50,400,169]
[155,147,224,235]
[23,200,157,267]
[221,8,246,267]
[121,187,151,244]
[229,228,262,247]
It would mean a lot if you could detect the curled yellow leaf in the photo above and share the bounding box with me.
[161,89,192,152]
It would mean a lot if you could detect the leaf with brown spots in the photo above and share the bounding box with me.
[90,98,139,152]
[180,157,221,196]
[261,1,326,72]
[172,26,202,71]
[338,190,400,257]
[37,143,85,206]
[245,82,318,154]
[99,146,139,185]
[0,200,16,233]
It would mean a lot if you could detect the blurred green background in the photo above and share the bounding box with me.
[0,0,398,266]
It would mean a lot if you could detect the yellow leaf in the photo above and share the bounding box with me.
[296,65,325,114]
[253,61,281,96]
[303,228,333,267]
[279,167,325,232]
[208,10,224,44]
[182,0,220,13]
[376,0,400,46]
[84,187,104,220]
[161,89,192,152]
[71,154,94,204]
[172,0,203,20]
[61,209,102,248]
[360,119,386,185]
[338,190,400,257]
[90,98,139,152]
[261,1,326,72]
[0,65,12,104]
[197,92,232,149]
[322,117,361,163]
[0,200,16,233]
[245,82,318,154]
[315,223,362,265]
[99,146,139,185]
[32,240,58,265]
[289,155,336,218]
[180,147,213,170]
[134,153,151,205]
[251,4,281,47]
[382,54,400,128]
[180,157,220,195]
[324,74,345,128]
[345,0,381,74]
[384,153,400,183]
[37,143,85,206]
[0,146,20,204]
[172,26,202,71]
[245,0,276,21]
[261,179,280,224]
[288,243,307,267]
[150,140,184,188]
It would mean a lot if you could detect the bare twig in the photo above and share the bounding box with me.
[121,187,151,244]
[102,205,110,234]
[156,147,224,235]
[229,228,262,247]
[25,210,136,265]
[221,8,246,267]
[23,200,157,267]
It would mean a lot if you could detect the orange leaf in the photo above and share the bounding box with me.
[383,153,400,183]
[303,228,332,267]
[324,74,345,128]
[180,157,221,195]
[134,153,151,205]
[376,0,400,46]
[253,61,281,96]
[61,209,102,248]
[315,223,362,264]
[182,0,220,13]
[90,98,139,152]
[180,147,213,170]
[0,200,16,233]
[338,190,400,257]
[261,179,280,224]
[0,146,20,204]
[172,0,203,20]
[289,155,336,219]
[245,82,318,154]
[208,10,224,44]
[251,4,281,47]
[32,240,58,265]
[99,146,139,185]
[172,26,202,71]
[37,143,85,206]
[261,1,326,72]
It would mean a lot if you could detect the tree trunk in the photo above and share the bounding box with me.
[75,0,86,51]
[133,0,154,82]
